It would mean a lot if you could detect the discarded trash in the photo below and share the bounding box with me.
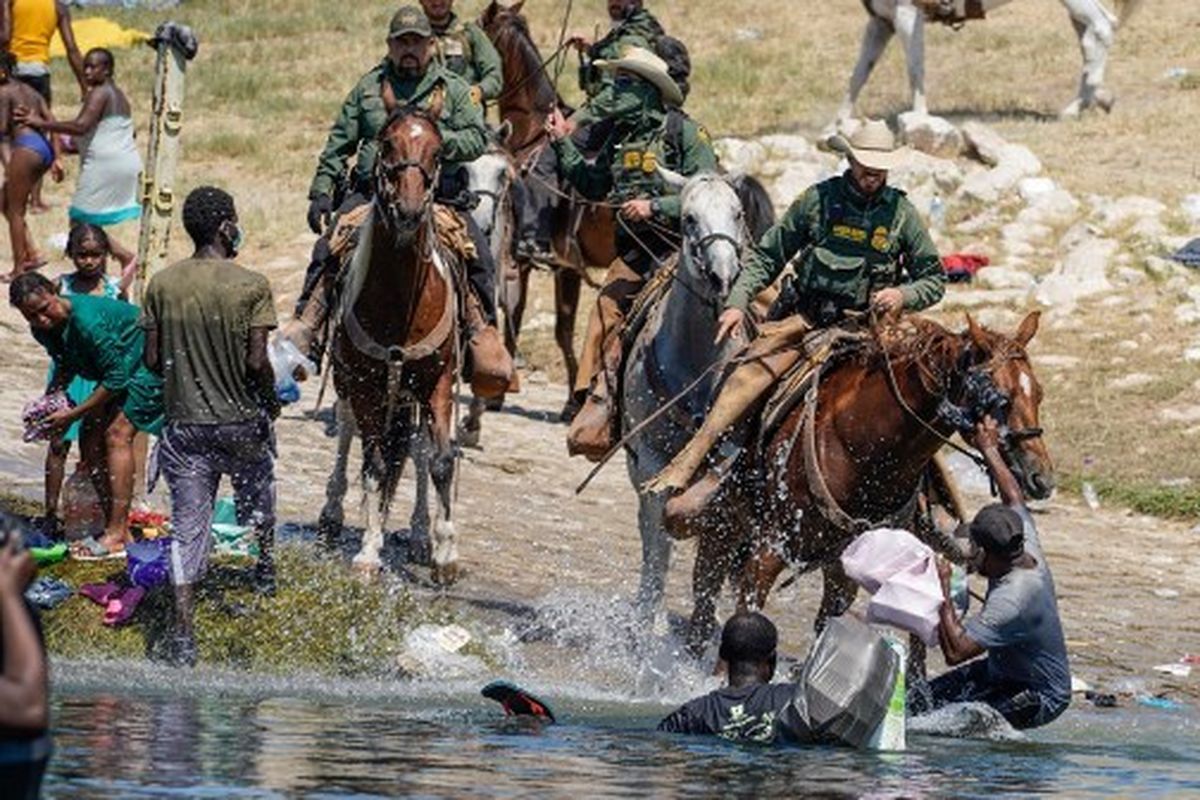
[1164,67,1191,80]
[1136,695,1183,711]
[1084,690,1118,708]
[941,253,989,282]
[1070,675,1091,694]
[397,624,484,678]
[1181,654,1200,666]
[1152,663,1192,678]
[30,542,68,567]
[62,468,104,541]
[25,576,72,610]
[1171,238,1200,268]
[1082,482,1100,510]
[929,194,946,228]
[1152,588,1180,599]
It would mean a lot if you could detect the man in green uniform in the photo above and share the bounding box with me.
[544,46,717,459]
[286,6,502,366]
[515,0,674,261]
[645,119,946,514]
[420,0,503,105]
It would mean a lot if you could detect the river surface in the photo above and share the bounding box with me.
[41,661,1200,799]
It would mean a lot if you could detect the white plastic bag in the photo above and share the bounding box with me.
[841,528,944,644]
[268,337,317,405]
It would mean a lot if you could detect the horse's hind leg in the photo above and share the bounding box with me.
[554,269,582,421]
[893,1,927,116]
[688,523,734,657]
[427,369,460,586]
[318,400,355,551]
[739,538,788,612]
[1061,2,1116,116]
[816,561,858,633]
[458,396,485,450]
[409,420,432,555]
[354,414,411,575]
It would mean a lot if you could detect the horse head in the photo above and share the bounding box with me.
[464,149,512,240]
[663,169,747,304]
[374,105,444,243]
[960,311,1055,500]
[479,0,525,33]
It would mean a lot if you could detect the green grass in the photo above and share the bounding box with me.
[1061,474,1200,521]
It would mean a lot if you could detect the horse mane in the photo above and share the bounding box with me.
[727,173,777,241]
[485,8,560,111]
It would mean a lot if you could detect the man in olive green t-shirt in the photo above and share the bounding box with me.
[141,186,279,669]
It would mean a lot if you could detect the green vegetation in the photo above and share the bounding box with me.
[1061,474,1200,521]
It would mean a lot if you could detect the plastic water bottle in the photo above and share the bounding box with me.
[929,195,945,228]
[950,564,969,616]
[1082,482,1100,510]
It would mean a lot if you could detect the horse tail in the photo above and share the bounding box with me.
[729,173,776,241]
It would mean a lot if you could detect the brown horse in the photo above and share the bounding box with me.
[479,0,618,418]
[318,106,461,584]
[686,312,1053,649]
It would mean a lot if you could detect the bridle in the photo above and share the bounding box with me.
[673,219,747,311]
[373,117,442,234]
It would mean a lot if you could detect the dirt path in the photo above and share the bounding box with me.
[1,279,1195,702]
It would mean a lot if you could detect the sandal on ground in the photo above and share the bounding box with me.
[70,536,127,561]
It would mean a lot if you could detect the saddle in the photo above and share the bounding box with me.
[914,0,986,25]
[757,325,867,445]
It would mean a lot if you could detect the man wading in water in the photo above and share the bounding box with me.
[142,187,279,668]
[914,416,1071,729]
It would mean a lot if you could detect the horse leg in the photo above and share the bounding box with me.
[838,11,895,122]
[815,561,858,633]
[318,400,355,551]
[687,524,732,658]
[555,269,582,421]
[504,265,531,359]
[354,435,388,574]
[1060,0,1116,117]
[739,541,788,612]
[893,1,927,116]
[635,490,672,623]
[458,396,485,450]
[427,370,460,586]
[409,419,432,559]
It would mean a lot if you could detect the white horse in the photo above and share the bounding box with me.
[840,0,1143,121]
[461,147,517,448]
[621,172,772,625]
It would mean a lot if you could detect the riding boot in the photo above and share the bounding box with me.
[464,289,513,400]
[567,329,625,460]
[644,336,808,497]
[515,145,559,261]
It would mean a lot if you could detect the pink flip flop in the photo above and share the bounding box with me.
[79,582,123,606]
[103,586,146,626]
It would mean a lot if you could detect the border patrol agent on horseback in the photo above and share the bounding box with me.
[646,119,946,517]
[420,0,504,105]
[284,6,507,372]
[544,46,717,460]
[515,0,678,262]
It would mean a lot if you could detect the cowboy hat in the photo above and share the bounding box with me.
[830,119,909,171]
[594,46,684,107]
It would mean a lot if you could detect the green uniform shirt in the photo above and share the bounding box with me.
[309,63,487,200]
[431,13,503,103]
[34,294,163,434]
[726,173,945,315]
[552,107,716,223]
[575,7,665,126]
[141,258,278,426]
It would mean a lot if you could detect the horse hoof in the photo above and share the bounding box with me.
[317,518,343,552]
[484,395,504,412]
[431,561,460,587]
[351,558,382,581]
[457,423,481,450]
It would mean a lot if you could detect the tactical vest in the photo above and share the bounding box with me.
[609,110,688,203]
[795,180,908,321]
[435,21,474,82]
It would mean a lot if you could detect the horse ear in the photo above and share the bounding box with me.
[497,119,513,145]
[1013,310,1040,346]
[657,165,687,192]
[507,0,525,13]
[965,313,989,351]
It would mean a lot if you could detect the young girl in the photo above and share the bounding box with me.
[43,224,135,537]
[0,50,62,279]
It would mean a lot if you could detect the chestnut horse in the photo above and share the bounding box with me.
[479,0,618,418]
[319,107,461,584]
[686,312,1053,648]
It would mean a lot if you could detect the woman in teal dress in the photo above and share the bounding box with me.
[44,224,136,535]
[10,270,161,558]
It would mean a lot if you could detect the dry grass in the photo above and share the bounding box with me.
[9,0,1200,512]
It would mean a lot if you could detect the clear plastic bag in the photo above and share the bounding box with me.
[268,337,317,406]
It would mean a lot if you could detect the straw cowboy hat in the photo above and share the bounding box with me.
[594,46,684,107]
[830,119,910,171]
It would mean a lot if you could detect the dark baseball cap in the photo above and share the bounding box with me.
[969,503,1026,558]
[388,6,433,39]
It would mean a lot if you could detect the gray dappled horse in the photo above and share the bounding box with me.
[622,171,774,622]
[842,0,1143,121]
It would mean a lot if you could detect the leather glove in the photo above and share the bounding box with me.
[307,195,333,235]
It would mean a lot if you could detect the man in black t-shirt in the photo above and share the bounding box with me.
[658,612,804,744]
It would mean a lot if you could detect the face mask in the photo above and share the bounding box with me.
[609,78,659,121]
[224,222,244,253]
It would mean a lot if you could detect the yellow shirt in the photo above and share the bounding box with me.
[10,0,58,66]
